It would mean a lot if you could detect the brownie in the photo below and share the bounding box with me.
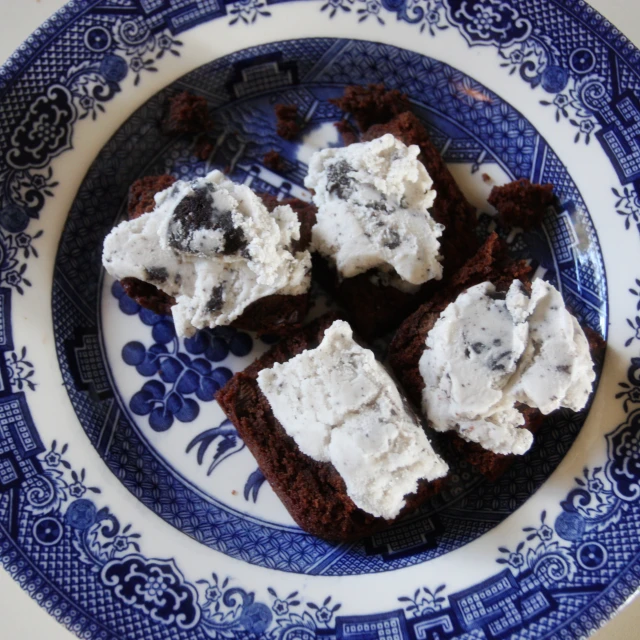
[313,264,422,342]
[217,313,444,542]
[162,91,212,135]
[488,178,555,230]
[263,150,286,172]
[388,233,537,478]
[389,232,605,478]
[116,178,315,335]
[319,87,480,340]
[274,104,302,140]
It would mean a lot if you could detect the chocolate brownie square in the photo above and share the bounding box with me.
[331,83,411,132]
[388,233,539,478]
[217,313,444,542]
[318,86,480,340]
[388,231,605,479]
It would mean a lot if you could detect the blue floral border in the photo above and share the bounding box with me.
[0,1,640,638]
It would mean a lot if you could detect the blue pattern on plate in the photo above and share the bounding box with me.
[0,1,638,638]
[49,37,606,576]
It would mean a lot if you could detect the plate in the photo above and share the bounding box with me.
[0,1,639,638]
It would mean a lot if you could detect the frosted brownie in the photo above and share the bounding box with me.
[389,233,600,478]
[217,314,448,541]
[103,171,312,337]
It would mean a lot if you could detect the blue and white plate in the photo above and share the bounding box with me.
[0,1,639,638]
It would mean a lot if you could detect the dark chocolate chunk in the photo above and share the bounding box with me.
[215,210,247,255]
[369,200,390,213]
[206,285,225,313]
[145,267,168,284]
[382,229,401,250]
[168,187,246,255]
[326,160,354,200]
[489,350,512,371]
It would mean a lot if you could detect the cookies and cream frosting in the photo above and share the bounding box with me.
[419,279,595,455]
[305,134,442,289]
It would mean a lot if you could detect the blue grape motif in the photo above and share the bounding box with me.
[114,282,253,432]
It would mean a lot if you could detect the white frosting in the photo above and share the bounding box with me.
[102,170,311,336]
[305,134,443,286]
[257,320,448,520]
[419,279,596,455]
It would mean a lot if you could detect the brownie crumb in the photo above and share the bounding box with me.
[263,150,286,172]
[258,193,317,254]
[162,91,212,136]
[195,137,214,161]
[275,104,302,140]
[334,120,359,146]
[330,84,411,132]
[128,175,176,220]
[488,178,555,230]
[482,173,492,184]
[583,325,607,369]
[120,277,175,316]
